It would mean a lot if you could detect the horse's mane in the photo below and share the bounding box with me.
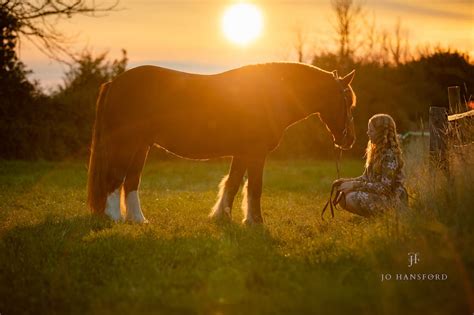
[128,62,332,80]
[223,61,332,76]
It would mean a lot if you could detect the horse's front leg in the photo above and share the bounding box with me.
[209,157,246,220]
[242,155,266,225]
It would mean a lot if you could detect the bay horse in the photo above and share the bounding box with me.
[87,62,356,224]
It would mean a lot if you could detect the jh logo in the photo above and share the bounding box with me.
[408,252,420,268]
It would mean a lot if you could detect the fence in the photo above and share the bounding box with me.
[429,86,474,172]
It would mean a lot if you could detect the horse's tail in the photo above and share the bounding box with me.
[87,81,112,215]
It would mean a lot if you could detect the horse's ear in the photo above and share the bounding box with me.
[341,70,355,85]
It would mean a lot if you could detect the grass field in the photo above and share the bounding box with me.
[0,157,473,315]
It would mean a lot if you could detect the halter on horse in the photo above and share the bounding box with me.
[321,70,355,220]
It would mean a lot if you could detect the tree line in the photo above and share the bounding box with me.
[1,0,473,160]
[274,0,474,158]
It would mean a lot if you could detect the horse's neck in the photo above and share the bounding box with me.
[281,71,331,126]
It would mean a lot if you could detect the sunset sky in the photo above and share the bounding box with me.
[20,0,474,89]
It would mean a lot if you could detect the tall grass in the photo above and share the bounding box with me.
[0,142,472,314]
[399,119,474,311]
[403,116,474,222]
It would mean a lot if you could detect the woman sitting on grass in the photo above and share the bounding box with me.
[335,113,408,217]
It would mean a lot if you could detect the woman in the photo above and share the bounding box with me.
[335,114,408,217]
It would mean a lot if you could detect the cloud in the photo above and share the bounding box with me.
[368,0,473,20]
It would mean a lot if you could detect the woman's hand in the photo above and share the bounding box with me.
[332,178,351,187]
[338,181,357,193]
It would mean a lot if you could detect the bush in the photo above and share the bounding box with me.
[0,50,127,160]
[1,48,472,160]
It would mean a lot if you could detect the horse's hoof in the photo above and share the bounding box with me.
[125,220,149,225]
[242,217,263,226]
[224,206,232,217]
[209,213,232,224]
[125,216,149,224]
[209,207,232,222]
[105,210,122,222]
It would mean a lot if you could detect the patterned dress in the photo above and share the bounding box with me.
[347,149,408,216]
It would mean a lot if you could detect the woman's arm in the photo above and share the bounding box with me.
[334,168,369,192]
[333,167,368,186]
[353,168,368,182]
[356,153,398,195]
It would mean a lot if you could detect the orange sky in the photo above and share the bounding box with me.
[20,0,474,89]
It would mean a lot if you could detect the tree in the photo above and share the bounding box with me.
[0,0,118,62]
[0,5,36,88]
[51,50,128,156]
[0,1,120,159]
[330,0,362,69]
[389,18,410,66]
[362,12,378,64]
[0,5,18,72]
[0,5,40,159]
[291,24,312,63]
[59,49,127,93]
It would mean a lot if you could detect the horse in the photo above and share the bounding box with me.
[87,62,356,224]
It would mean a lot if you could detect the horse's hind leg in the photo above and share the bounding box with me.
[242,156,266,225]
[210,157,246,220]
[124,145,150,224]
[104,142,133,222]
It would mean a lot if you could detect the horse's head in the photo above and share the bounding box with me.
[320,70,356,150]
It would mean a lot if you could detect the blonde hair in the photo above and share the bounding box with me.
[365,114,404,173]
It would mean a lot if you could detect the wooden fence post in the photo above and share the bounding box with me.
[448,86,461,114]
[429,106,448,170]
[448,85,468,145]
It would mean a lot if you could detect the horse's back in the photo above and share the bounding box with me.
[105,65,271,120]
[99,63,327,158]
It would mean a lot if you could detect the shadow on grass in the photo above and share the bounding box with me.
[0,216,269,314]
[0,214,470,315]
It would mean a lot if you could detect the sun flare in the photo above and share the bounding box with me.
[222,3,263,46]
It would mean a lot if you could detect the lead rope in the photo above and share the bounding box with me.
[322,72,349,220]
[335,147,342,179]
[321,147,343,220]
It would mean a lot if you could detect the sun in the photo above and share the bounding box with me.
[222,3,263,46]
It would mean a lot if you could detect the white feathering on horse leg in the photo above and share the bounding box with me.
[125,191,148,224]
[105,188,122,222]
[241,180,254,224]
[209,175,232,220]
